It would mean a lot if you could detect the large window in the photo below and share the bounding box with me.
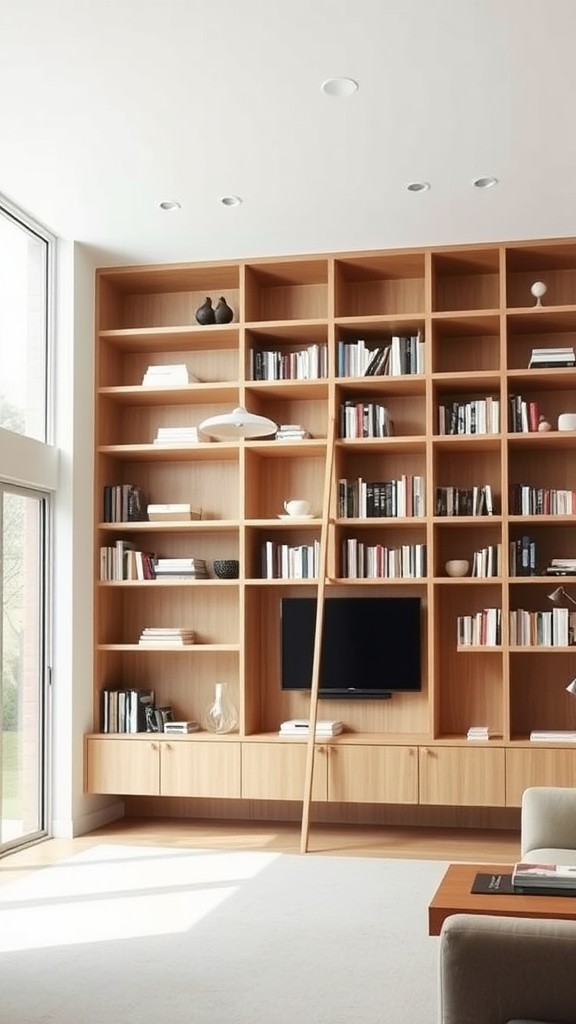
[0,205,49,442]
[0,196,53,855]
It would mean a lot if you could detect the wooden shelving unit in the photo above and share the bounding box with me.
[86,240,576,816]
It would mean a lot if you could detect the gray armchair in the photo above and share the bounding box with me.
[438,913,576,1024]
[521,786,576,865]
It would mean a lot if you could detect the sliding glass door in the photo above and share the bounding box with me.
[0,485,49,851]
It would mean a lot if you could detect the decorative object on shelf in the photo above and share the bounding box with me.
[198,406,277,440]
[204,682,238,734]
[548,586,576,608]
[558,413,576,431]
[195,297,216,325]
[213,558,239,579]
[538,415,553,432]
[530,281,548,307]
[566,678,576,697]
[283,498,311,517]
[445,559,470,578]
[214,296,234,324]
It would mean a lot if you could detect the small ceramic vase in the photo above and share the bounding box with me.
[195,297,216,325]
[538,415,553,432]
[214,296,234,324]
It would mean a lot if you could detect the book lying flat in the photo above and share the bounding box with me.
[471,872,576,897]
[512,862,576,888]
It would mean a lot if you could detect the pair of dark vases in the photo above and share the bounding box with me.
[195,296,233,325]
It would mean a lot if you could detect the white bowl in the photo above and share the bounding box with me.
[445,559,470,578]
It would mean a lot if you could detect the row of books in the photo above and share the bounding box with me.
[250,345,328,381]
[339,400,394,439]
[435,484,494,517]
[509,485,576,516]
[341,540,426,579]
[510,607,576,647]
[337,335,425,378]
[103,484,146,523]
[508,394,542,433]
[470,543,502,578]
[261,540,320,580]
[457,608,502,647]
[337,475,425,519]
[437,397,500,436]
[509,536,537,576]
[101,688,155,733]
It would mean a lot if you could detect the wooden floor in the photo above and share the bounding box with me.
[0,816,522,886]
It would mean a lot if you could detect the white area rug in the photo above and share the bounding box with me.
[0,844,447,1023]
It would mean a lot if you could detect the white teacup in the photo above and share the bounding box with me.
[283,499,311,517]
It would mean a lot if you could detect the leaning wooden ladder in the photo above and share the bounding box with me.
[300,415,336,854]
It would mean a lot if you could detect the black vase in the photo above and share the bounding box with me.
[195,297,216,325]
[214,296,234,324]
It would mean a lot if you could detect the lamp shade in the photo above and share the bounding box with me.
[548,586,576,608]
[198,406,277,440]
[566,678,576,696]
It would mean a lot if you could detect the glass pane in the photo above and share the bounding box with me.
[0,210,48,442]
[1,490,45,845]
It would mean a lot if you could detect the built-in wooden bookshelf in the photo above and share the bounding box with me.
[86,240,576,816]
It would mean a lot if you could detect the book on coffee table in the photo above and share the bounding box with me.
[512,862,576,890]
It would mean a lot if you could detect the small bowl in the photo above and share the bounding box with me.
[213,559,239,579]
[445,559,470,578]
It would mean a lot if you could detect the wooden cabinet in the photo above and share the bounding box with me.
[419,746,506,807]
[86,736,241,798]
[88,239,576,815]
[506,747,576,806]
[241,742,328,801]
[327,744,418,804]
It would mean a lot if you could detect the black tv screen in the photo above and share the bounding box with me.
[280,596,422,698]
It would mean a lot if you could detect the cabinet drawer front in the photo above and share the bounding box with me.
[419,747,505,806]
[506,748,576,806]
[85,738,160,795]
[328,745,418,804]
[161,742,241,798]
[241,742,328,801]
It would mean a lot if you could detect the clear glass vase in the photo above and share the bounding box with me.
[204,682,238,734]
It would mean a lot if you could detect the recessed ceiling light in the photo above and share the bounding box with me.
[406,181,430,193]
[472,176,498,190]
[220,195,243,207]
[321,77,359,98]
[158,200,181,211]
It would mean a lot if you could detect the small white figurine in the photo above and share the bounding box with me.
[530,281,547,307]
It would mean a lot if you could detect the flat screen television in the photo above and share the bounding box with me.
[280,596,422,699]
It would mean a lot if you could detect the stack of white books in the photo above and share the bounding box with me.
[153,426,199,444]
[279,719,344,737]
[154,558,208,579]
[512,861,576,890]
[546,558,576,576]
[138,627,196,646]
[275,423,311,441]
[528,347,576,368]
[142,363,193,385]
[466,725,493,741]
[163,720,200,734]
[147,503,201,522]
[530,730,576,742]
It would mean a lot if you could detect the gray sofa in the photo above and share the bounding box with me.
[521,787,576,865]
[438,913,576,1023]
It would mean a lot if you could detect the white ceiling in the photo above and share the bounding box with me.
[2,0,576,267]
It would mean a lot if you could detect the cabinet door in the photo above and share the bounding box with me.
[506,748,576,806]
[241,742,328,801]
[160,740,241,798]
[419,746,505,806]
[85,737,160,795]
[327,745,418,804]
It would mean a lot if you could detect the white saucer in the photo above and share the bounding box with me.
[278,513,316,520]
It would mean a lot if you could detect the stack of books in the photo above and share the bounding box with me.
[528,347,576,368]
[147,503,201,522]
[153,558,208,579]
[546,557,576,576]
[275,423,311,441]
[511,861,576,893]
[153,426,199,444]
[138,627,196,645]
[279,719,344,738]
[142,363,194,385]
[466,725,494,741]
[163,720,201,734]
[530,730,576,742]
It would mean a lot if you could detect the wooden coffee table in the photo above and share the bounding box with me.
[428,862,576,935]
